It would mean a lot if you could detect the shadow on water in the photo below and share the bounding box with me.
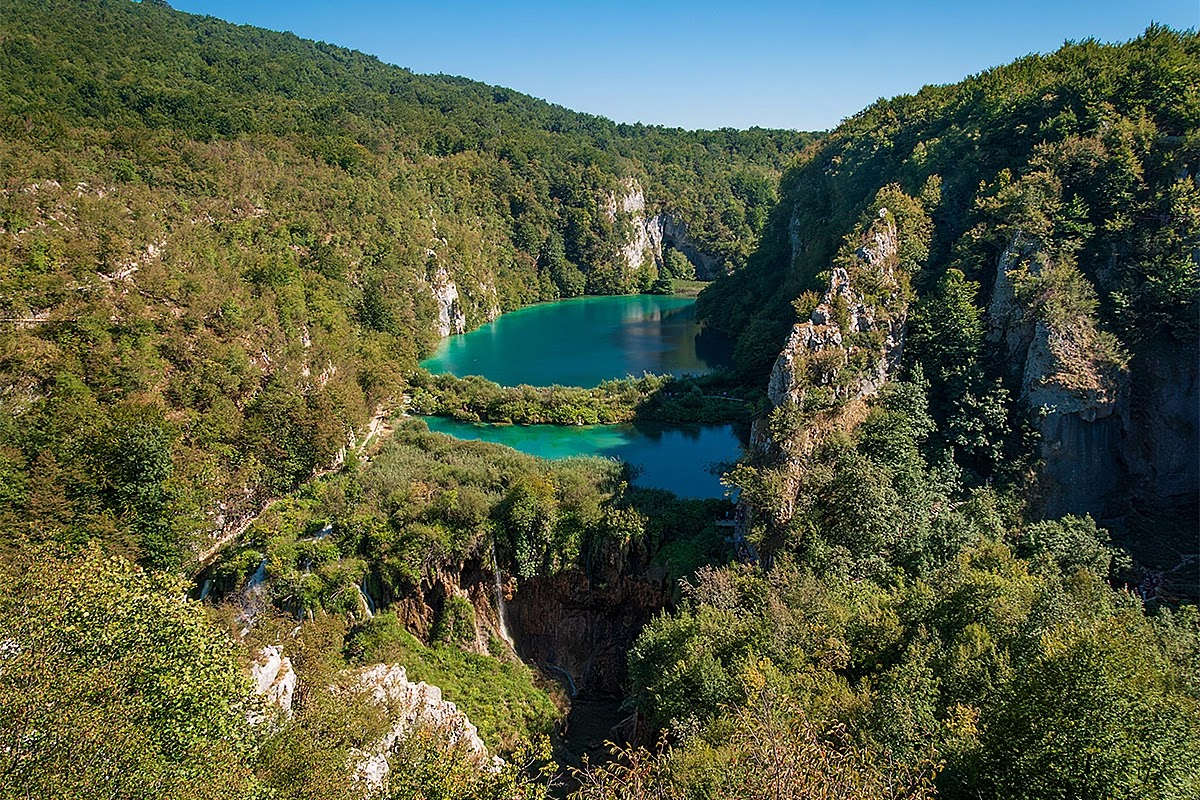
[695,324,735,367]
[553,695,631,796]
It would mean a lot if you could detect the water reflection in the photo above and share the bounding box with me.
[421,295,732,387]
[421,417,747,499]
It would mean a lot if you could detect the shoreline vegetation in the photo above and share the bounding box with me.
[407,369,763,426]
[1,0,1196,797]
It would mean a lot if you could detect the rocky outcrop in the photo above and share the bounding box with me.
[766,208,906,414]
[249,645,297,721]
[751,207,912,530]
[985,232,1196,522]
[428,263,467,337]
[606,178,725,282]
[372,552,669,697]
[478,280,501,322]
[608,179,664,281]
[987,233,1125,517]
[352,663,498,788]
[248,646,497,790]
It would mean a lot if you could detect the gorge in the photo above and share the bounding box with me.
[0,3,1196,800]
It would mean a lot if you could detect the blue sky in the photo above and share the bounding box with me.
[170,0,1198,131]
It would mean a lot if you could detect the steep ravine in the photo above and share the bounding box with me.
[353,551,672,711]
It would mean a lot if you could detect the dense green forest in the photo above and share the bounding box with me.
[667,23,1200,800]
[0,0,810,570]
[0,2,1197,799]
[699,23,1199,554]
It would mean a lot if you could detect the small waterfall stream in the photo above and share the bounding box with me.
[247,558,267,590]
[490,544,515,648]
[237,558,269,635]
[546,663,578,697]
[358,577,376,618]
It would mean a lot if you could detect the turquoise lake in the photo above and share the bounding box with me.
[419,294,743,498]
[420,294,733,387]
[422,416,744,499]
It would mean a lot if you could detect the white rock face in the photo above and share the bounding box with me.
[622,185,665,276]
[247,649,497,790]
[352,664,497,790]
[605,178,662,281]
[605,178,724,281]
[250,645,298,721]
[429,264,467,337]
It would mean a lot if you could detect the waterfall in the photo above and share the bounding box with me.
[247,558,267,590]
[357,587,374,618]
[546,663,578,697]
[238,558,269,636]
[198,578,212,601]
[490,544,514,648]
[358,577,376,618]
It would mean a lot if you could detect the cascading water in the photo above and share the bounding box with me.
[490,544,515,648]
[358,577,376,618]
[546,663,578,697]
[247,558,267,590]
[238,558,269,635]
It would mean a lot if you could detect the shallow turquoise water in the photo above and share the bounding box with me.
[422,416,744,499]
[419,294,743,497]
[420,294,732,388]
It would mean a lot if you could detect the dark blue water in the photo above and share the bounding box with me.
[422,416,743,499]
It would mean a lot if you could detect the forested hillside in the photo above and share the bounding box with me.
[635,25,1200,800]
[0,0,809,569]
[1,4,1197,800]
[700,25,1198,541]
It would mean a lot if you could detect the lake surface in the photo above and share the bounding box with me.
[420,294,732,387]
[422,416,743,499]
[420,294,744,497]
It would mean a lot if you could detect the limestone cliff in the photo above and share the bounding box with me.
[758,210,1196,531]
[606,178,726,283]
[986,232,1195,521]
[249,645,298,721]
[365,559,509,657]
[768,208,905,411]
[365,547,670,697]
[352,663,497,788]
[427,262,467,338]
[248,647,496,790]
[752,195,925,532]
[607,178,663,283]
